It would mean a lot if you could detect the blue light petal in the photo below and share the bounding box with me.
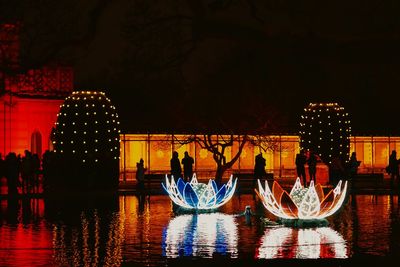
[215,185,227,204]
[211,180,218,193]
[176,178,186,197]
[183,183,199,208]
[206,192,217,207]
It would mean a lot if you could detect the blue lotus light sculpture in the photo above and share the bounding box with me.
[162,174,237,210]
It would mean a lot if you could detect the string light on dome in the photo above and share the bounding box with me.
[53,90,121,166]
[299,102,351,164]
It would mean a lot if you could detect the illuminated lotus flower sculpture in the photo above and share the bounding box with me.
[162,174,237,210]
[255,178,347,220]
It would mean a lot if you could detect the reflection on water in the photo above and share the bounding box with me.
[257,226,347,259]
[0,194,400,266]
[162,213,238,258]
[0,198,52,267]
[49,195,124,267]
[51,210,124,266]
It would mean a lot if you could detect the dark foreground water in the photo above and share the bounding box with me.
[0,194,400,266]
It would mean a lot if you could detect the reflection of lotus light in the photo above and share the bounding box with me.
[255,178,347,219]
[162,213,238,258]
[257,227,347,259]
[162,174,237,210]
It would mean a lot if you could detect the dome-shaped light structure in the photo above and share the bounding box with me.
[162,174,237,210]
[52,91,120,190]
[299,102,351,164]
[255,178,347,220]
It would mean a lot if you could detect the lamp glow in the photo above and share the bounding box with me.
[255,178,347,220]
[162,174,237,210]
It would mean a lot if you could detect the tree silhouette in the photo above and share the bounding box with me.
[175,133,280,185]
[173,103,284,184]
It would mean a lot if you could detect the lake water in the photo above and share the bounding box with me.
[0,193,399,266]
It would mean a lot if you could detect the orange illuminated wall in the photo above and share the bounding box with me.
[120,134,400,183]
[0,94,63,157]
[149,135,172,172]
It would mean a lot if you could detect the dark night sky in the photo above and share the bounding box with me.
[3,0,400,135]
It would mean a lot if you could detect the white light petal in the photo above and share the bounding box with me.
[257,179,347,220]
[162,173,236,210]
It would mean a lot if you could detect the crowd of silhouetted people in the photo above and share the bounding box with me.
[294,149,363,187]
[0,149,58,195]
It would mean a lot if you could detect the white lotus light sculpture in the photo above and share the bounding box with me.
[255,178,347,220]
[162,174,237,210]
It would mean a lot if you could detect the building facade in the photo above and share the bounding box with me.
[0,23,73,157]
[120,134,400,182]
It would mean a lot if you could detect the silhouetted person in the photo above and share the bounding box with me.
[330,155,345,186]
[347,152,361,195]
[295,150,307,186]
[181,151,194,181]
[254,152,267,185]
[42,150,55,193]
[136,158,146,192]
[20,150,34,194]
[32,154,40,193]
[5,152,19,195]
[348,152,361,180]
[170,151,182,179]
[388,150,400,189]
[307,150,318,184]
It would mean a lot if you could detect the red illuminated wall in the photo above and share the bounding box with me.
[1,23,73,158]
[0,94,63,157]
